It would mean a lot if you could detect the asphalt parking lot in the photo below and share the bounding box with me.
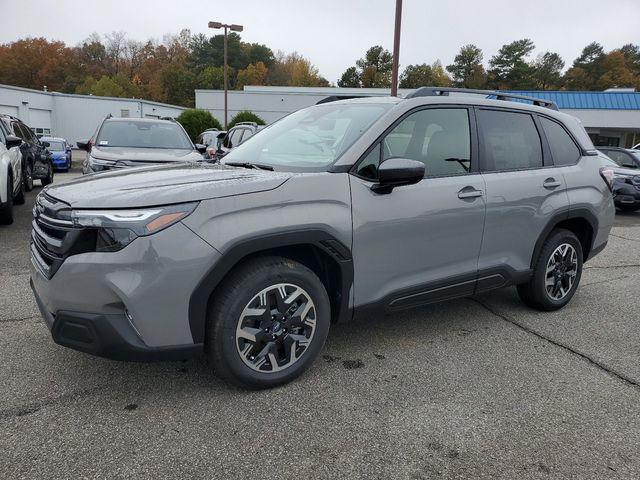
[1,162,640,480]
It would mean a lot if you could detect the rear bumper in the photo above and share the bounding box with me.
[31,279,203,362]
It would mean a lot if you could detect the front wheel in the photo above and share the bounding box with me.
[0,177,14,225]
[23,162,34,192]
[517,229,583,311]
[207,256,330,389]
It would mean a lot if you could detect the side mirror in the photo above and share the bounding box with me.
[77,140,91,152]
[195,143,207,154]
[371,158,425,194]
[5,135,22,149]
[41,141,50,148]
[622,162,637,169]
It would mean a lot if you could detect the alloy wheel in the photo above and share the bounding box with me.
[545,243,578,300]
[235,283,317,373]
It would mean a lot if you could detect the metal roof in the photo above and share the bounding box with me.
[506,91,640,110]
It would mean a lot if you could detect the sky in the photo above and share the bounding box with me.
[1,0,639,83]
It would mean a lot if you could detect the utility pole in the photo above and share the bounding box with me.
[390,0,403,97]
[208,21,244,129]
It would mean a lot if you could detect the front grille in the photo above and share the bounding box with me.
[31,193,83,279]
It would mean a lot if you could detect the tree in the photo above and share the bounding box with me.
[357,46,393,88]
[399,61,451,88]
[620,44,640,76]
[564,42,605,90]
[160,64,196,106]
[532,52,564,90]
[446,44,487,88]
[488,39,536,89]
[267,52,328,87]
[236,62,268,89]
[197,66,225,89]
[338,67,360,87]
[228,110,266,128]
[176,109,222,141]
[597,51,636,89]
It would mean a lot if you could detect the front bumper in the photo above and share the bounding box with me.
[31,280,203,361]
[613,182,640,207]
[30,221,221,360]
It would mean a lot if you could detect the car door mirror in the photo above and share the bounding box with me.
[77,140,91,152]
[5,135,22,149]
[371,157,425,194]
[622,161,637,169]
[194,143,207,154]
[41,141,50,148]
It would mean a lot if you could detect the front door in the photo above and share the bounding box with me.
[350,106,486,310]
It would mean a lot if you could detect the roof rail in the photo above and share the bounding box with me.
[405,87,559,111]
[160,116,175,121]
[234,121,258,126]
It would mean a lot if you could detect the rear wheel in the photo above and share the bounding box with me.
[0,176,14,225]
[14,173,25,205]
[207,256,330,389]
[41,162,53,186]
[517,229,583,311]
[23,161,33,192]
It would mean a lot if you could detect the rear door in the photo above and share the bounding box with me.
[476,108,570,282]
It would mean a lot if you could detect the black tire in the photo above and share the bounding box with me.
[517,229,583,311]
[207,256,330,389]
[41,162,53,186]
[23,161,34,192]
[0,176,14,225]
[617,204,640,213]
[14,172,25,205]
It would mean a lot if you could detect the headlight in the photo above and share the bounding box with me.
[88,155,116,171]
[71,202,199,252]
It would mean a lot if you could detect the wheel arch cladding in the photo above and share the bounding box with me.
[188,229,353,344]
[530,209,597,268]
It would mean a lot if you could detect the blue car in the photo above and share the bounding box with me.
[41,136,71,171]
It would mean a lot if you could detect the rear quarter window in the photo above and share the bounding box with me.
[540,117,581,166]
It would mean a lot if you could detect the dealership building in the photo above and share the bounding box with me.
[196,86,640,148]
[0,84,186,146]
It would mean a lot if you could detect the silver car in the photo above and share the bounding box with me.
[30,89,615,388]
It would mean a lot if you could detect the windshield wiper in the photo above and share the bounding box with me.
[225,161,274,171]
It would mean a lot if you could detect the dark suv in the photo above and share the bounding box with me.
[78,116,207,174]
[217,122,264,158]
[0,114,54,191]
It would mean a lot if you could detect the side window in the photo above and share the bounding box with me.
[478,110,543,171]
[540,117,581,166]
[12,123,25,139]
[355,144,382,180]
[0,126,5,144]
[195,134,203,144]
[607,150,638,169]
[377,108,471,178]
[241,129,254,144]
[223,130,237,149]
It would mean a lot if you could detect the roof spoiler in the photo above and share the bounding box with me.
[405,87,559,111]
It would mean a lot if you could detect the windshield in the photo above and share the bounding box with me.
[222,103,391,172]
[96,121,193,149]
[47,140,65,151]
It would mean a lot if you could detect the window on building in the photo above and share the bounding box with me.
[478,110,542,171]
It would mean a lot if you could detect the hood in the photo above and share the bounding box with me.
[45,162,292,208]
[50,151,66,158]
[91,146,204,164]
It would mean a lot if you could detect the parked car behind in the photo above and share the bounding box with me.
[40,136,72,171]
[196,129,226,159]
[0,114,53,190]
[0,124,25,224]
[597,147,640,170]
[216,122,264,158]
[78,116,207,174]
[599,154,640,212]
[31,89,614,388]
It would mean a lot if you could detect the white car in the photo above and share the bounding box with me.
[0,126,25,224]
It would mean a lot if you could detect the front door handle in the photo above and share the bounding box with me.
[543,178,562,189]
[457,187,484,199]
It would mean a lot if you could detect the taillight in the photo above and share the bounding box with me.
[600,167,615,191]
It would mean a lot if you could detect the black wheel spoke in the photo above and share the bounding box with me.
[545,243,579,301]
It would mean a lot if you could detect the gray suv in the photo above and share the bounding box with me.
[30,88,615,388]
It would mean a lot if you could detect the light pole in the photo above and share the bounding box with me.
[390,0,403,97]
[208,21,244,129]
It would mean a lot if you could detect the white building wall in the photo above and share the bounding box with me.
[0,84,186,147]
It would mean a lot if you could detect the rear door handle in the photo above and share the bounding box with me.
[457,187,484,199]
[543,178,562,189]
